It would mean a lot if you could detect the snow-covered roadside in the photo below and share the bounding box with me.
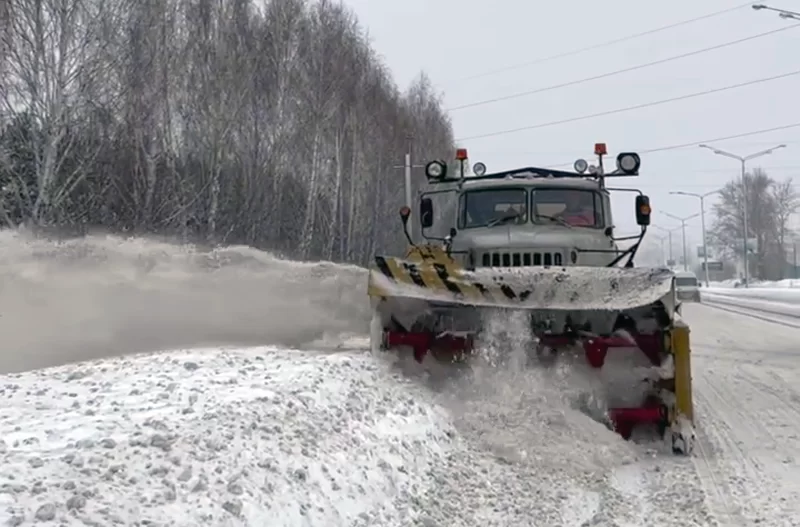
[710,278,800,289]
[0,347,456,527]
[703,288,800,315]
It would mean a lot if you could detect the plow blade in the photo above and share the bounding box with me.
[368,253,677,339]
[367,250,694,455]
[368,255,676,314]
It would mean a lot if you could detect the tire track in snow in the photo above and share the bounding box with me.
[693,365,800,526]
[745,370,800,430]
[692,381,751,526]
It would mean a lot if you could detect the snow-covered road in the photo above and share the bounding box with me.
[3,234,800,526]
[677,303,800,526]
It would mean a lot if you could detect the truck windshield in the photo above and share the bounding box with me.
[460,188,528,228]
[676,277,697,287]
[532,188,603,227]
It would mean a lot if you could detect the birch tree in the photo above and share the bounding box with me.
[0,0,455,265]
[2,0,102,223]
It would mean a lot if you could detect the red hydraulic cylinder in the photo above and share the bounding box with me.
[608,403,666,440]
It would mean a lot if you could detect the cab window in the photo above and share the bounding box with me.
[459,188,528,228]
[676,276,698,287]
[531,188,603,227]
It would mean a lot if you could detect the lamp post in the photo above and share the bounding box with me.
[670,189,722,286]
[662,211,700,271]
[653,234,667,266]
[651,224,682,265]
[699,143,786,287]
[752,4,800,20]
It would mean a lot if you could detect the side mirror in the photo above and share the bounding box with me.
[449,227,457,238]
[420,198,434,228]
[604,226,613,237]
[635,195,651,226]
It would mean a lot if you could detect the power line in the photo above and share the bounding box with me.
[641,125,800,154]
[455,70,800,142]
[448,23,800,112]
[543,122,800,168]
[477,141,800,156]
[451,2,754,83]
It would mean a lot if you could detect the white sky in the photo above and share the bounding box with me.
[341,0,800,254]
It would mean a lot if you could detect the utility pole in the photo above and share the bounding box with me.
[663,211,700,271]
[392,134,425,239]
[670,189,722,286]
[699,144,786,287]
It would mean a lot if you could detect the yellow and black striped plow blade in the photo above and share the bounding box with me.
[367,256,676,313]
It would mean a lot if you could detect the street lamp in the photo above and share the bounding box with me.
[651,224,682,265]
[670,189,722,286]
[653,234,668,266]
[662,211,701,271]
[752,4,800,20]
[699,143,786,287]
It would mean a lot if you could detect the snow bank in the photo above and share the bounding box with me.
[0,347,455,526]
[711,278,800,289]
[0,231,370,373]
[706,284,800,306]
[0,344,657,527]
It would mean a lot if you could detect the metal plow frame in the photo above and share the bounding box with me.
[367,247,695,455]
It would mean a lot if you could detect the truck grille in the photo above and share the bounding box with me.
[481,251,563,267]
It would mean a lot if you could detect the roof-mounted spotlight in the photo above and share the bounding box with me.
[472,162,487,176]
[573,158,588,174]
[616,152,641,174]
[425,160,447,180]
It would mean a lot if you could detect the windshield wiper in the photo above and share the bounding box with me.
[483,212,523,228]
[536,214,573,228]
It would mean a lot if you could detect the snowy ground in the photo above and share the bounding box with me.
[0,348,470,527]
[711,278,800,289]
[3,233,800,526]
[703,282,800,318]
[0,343,659,527]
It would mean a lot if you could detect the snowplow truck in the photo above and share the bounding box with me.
[367,144,695,455]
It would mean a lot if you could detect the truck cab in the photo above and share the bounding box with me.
[416,146,651,271]
[440,176,617,270]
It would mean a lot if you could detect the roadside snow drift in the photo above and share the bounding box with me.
[1,344,666,527]
[0,347,456,526]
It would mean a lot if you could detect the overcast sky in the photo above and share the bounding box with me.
[340,0,800,257]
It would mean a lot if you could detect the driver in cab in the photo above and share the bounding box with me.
[557,192,596,227]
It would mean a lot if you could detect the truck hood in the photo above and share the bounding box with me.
[453,225,612,251]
